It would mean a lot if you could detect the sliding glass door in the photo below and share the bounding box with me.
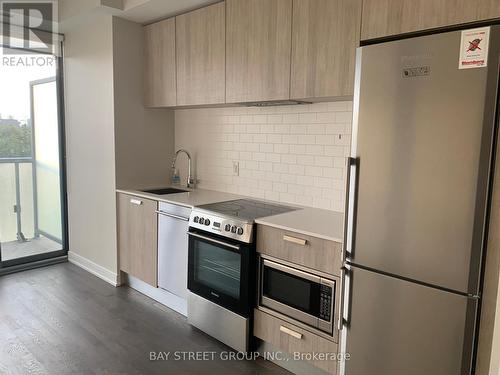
[0,48,67,268]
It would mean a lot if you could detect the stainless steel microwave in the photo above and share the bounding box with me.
[258,256,336,335]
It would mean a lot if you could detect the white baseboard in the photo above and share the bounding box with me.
[68,251,119,286]
[125,274,188,316]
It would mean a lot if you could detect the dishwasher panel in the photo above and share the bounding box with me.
[157,202,191,298]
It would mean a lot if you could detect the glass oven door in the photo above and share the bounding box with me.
[188,230,251,316]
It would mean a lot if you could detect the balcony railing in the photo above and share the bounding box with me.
[0,156,39,243]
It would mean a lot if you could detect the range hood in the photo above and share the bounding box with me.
[244,100,311,107]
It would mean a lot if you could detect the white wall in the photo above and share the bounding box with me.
[175,102,352,211]
[112,16,175,189]
[63,14,175,283]
[64,14,118,277]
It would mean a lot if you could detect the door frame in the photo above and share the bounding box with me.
[0,45,68,271]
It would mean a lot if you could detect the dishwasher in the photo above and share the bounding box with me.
[157,201,191,299]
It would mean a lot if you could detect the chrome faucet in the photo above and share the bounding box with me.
[172,149,195,188]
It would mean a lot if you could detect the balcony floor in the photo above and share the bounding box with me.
[1,236,61,261]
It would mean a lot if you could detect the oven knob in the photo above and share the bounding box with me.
[205,219,210,226]
[199,218,204,225]
[237,227,244,235]
[225,224,231,231]
[231,225,237,233]
[194,216,199,223]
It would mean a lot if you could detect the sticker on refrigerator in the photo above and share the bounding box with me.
[458,27,490,69]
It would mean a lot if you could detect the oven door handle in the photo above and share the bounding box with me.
[188,231,240,251]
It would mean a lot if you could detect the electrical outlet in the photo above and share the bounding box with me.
[232,161,239,176]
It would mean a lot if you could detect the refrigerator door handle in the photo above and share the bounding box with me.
[342,157,357,263]
[338,265,347,330]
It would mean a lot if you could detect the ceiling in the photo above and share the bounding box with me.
[59,0,220,25]
[121,0,219,24]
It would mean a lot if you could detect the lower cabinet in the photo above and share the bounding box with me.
[254,309,339,374]
[117,193,158,287]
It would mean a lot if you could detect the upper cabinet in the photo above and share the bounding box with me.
[361,0,500,41]
[144,18,176,107]
[225,0,293,103]
[176,3,226,106]
[290,0,362,99]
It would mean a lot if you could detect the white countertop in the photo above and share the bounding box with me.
[116,187,243,208]
[117,187,343,243]
[255,207,344,243]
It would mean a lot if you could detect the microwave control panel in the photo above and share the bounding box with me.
[319,283,333,321]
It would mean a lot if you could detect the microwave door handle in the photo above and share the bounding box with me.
[188,231,240,251]
[262,258,321,284]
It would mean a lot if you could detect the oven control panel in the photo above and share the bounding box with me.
[189,210,254,243]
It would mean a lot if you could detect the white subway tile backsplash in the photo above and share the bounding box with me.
[283,113,299,123]
[246,124,261,133]
[273,182,287,193]
[267,114,283,123]
[305,166,323,177]
[273,124,290,133]
[274,144,290,154]
[280,174,297,184]
[259,143,274,153]
[305,145,324,155]
[252,134,267,143]
[290,144,306,154]
[299,113,317,123]
[252,114,267,124]
[297,155,315,166]
[267,134,283,144]
[273,163,289,174]
[324,145,345,156]
[283,135,299,144]
[307,124,326,134]
[297,135,316,145]
[281,154,297,164]
[335,112,353,123]
[252,152,267,161]
[266,153,281,163]
[175,101,353,211]
[315,156,334,167]
[288,164,305,175]
[290,124,308,134]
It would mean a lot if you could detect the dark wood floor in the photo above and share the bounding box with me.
[0,262,289,375]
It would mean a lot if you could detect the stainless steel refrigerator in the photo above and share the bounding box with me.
[340,26,500,375]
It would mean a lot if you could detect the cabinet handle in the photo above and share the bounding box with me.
[130,199,143,205]
[280,326,303,340]
[283,235,307,246]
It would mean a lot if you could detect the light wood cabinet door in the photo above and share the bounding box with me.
[117,193,158,287]
[226,0,292,103]
[290,0,362,99]
[256,224,342,276]
[144,18,176,107]
[361,0,500,41]
[254,309,338,374]
[176,2,225,106]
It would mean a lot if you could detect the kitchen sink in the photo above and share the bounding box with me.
[141,187,189,195]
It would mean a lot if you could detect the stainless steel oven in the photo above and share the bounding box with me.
[187,228,254,317]
[186,199,298,352]
[258,255,336,336]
